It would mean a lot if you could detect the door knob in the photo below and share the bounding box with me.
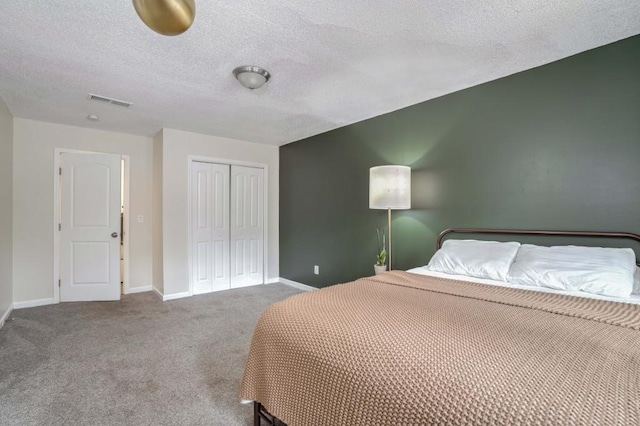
[111,232,119,238]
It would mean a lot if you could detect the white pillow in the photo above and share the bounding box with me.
[634,267,640,294]
[507,244,636,298]
[427,239,520,281]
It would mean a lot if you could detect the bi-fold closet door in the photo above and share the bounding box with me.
[191,161,264,295]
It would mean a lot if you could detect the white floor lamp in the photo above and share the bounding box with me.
[369,165,411,270]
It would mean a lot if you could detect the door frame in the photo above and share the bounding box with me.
[53,148,130,303]
[187,155,269,297]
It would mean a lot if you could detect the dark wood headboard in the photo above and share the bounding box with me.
[436,228,640,266]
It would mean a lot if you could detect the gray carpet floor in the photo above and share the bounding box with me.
[0,284,302,426]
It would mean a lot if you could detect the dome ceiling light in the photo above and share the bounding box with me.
[132,0,196,36]
[233,66,271,90]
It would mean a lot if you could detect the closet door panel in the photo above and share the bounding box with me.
[230,165,264,288]
[191,162,230,294]
[191,162,213,294]
[210,164,230,290]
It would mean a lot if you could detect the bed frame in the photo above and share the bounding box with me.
[252,228,640,425]
[254,402,286,426]
[436,228,640,265]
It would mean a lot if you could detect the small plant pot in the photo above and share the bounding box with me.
[374,264,387,275]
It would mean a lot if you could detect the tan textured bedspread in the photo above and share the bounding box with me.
[240,271,640,425]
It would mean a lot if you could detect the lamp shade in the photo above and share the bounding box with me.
[369,165,411,210]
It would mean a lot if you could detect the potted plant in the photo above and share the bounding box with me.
[374,228,387,275]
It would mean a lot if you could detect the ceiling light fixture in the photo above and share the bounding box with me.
[233,66,271,90]
[87,114,100,121]
[132,0,196,36]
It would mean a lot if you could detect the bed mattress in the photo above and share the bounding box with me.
[407,267,640,304]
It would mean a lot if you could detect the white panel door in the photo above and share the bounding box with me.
[191,162,230,294]
[60,153,121,302]
[230,165,264,288]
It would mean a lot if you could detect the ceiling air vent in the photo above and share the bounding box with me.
[88,93,133,109]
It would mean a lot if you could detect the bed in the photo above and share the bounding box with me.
[240,229,640,425]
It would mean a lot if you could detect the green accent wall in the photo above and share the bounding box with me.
[280,35,640,288]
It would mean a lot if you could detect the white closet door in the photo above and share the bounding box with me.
[60,153,121,302]
[191,162,230,294]
[230,165,264,288]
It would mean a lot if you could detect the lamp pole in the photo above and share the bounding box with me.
[387,208,392,270]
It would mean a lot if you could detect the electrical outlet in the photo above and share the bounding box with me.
[137,215,144,223]
[314,265,319,275]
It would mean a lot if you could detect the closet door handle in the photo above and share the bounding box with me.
[111,232,119,238]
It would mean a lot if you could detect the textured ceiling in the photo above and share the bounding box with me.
[0,1,639,145]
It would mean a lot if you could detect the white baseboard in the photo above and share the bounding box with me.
[0,303,13,330]
[13,298,56,309]
[151,288,191,302]
[162,291,191,301]
[277,278,318,292]
[125,285,153,294]
[152,287,163,300]
[153,279,315,302]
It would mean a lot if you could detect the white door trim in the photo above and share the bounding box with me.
[121,155,131,295]
[187,155,269,297]
[53,148,130,303]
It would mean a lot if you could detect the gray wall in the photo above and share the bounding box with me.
[0,96,13,316]
[280,35,640,288]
